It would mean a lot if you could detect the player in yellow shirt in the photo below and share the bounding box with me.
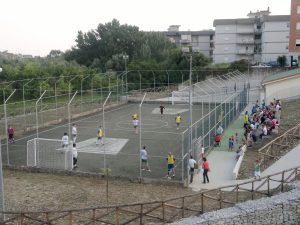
[96,125,103,145]
[166,152,176,179]
[132,113,138,120]
[175,114,181,130]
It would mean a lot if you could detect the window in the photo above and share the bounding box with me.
[224,47,229,51]
[224,37,229,41]
[287,23,290,28]
[297,6,300,14]
[296,39,300,47]
[297,23,300,30]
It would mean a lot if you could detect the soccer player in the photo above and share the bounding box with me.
[175,114,181,130]
[72,143,78,169]
[166,152,176,179]
[159,104,165,117]
[7,125,15,144]
[132,113,138,120]
[133,118,139,134]
[140,146,151,172]
[72,124,77,144]
[61,133,69,148]
[96,126,103,145]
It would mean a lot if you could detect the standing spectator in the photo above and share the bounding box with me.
[166,152,176,179]
[228,137,234,151]
[200,144,205,160]
[140,146,151,172]
[188,156,197,183]
[175,114,181,130]
[133,118,139,134]
[7,125,15,144]
[254,159,261,179]
[261,99,265,109]
[96,126,104,145]
[61,133,69,148]
[159,104,165,118]
[72,143,78,169]
[202,157,210,184]
[72,124,77,144]
[244,111,249,124]
[216,125,223,135]
[215,134,221,147]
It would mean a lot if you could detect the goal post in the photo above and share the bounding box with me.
[27,138,73,170]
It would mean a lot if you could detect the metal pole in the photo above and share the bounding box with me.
[68,91,78,139]
[36,91,46,139]
[0,140,5,222]
[139,93,147,179]
[189,55,193,156]
[103,91,111,207]
[4,89,16,165]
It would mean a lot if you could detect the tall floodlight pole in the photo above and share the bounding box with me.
[4,89,16,165]
[123,54,129,100]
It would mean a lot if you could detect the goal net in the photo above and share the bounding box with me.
[27,138,73,170]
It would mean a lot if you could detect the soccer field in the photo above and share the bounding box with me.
[4,101,211,181]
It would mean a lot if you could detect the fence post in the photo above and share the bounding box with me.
[251,181,254,200]
[68,91,78,141]
[35,91,46,139]
[267,176,270,196]
[115,207,119,225]
[139,93,147,180]
[68,212,72,225]
[140,204,143,225]
[4,89,16,165]
[235,185,239,203]
[281,171,285,192]
[219,189,223,209]
[92,209,96,225]
[162,202,165,223]
[181,197,185,218]
[201,193,204,214]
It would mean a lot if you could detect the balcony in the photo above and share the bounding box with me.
[237,39,254,44]
[236,50,254,55]
[180,39,191,44]
[236,29,254,34]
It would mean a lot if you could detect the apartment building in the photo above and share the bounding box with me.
[213,9,290,65]
[289,0,300,66]
[164,25,215,60]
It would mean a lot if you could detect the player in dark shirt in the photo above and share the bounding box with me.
[159,105,165,117]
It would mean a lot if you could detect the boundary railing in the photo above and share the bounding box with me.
[258,124,300,170]
[2,164,300,224]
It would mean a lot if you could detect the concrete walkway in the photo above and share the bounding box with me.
[190,103,300,192]
[190,105,250,191]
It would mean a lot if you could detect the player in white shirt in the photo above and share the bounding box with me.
[72,124,77,144]
[61,133,69,148]
[133,118,139,134]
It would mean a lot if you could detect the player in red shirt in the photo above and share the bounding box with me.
[7,125,15,144]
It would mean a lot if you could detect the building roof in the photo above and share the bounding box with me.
[262,68,300,85]
[164,30,215,36]
[213,15,289,27]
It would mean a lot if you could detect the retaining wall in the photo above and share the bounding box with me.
[170,181,300,225]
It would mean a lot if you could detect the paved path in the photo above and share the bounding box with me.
[190,105,251,191]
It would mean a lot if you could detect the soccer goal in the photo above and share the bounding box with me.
[27,138,73,170]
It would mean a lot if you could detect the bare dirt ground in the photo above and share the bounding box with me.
[4,169,194,212]
[238,98,300,179]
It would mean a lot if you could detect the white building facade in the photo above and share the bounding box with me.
[213,9,290,65]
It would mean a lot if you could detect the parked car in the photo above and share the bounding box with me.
[266,61,280,68]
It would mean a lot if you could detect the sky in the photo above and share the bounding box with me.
[0,0,291,56]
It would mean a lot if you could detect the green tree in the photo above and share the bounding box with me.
[277,55,287,67]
